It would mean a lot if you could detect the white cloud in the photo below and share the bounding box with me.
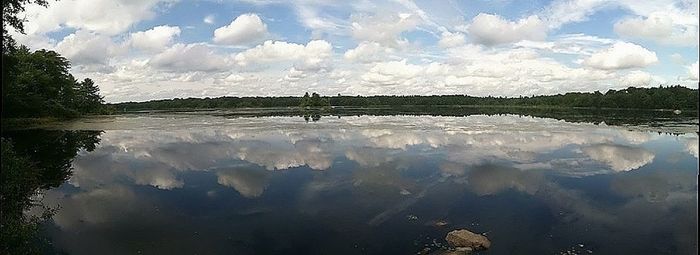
[149,43,231,72]
[517,34,615,55]
[583,42,658,70]
[294,3,348,36]
[438,31,466,48]
[204,14,216,24]
[467,13,547,45]
[213,13,269,45]
[55,30,122,66]
[129,25,181,52]
[620,71,652,86]
[20,0,171,35]
[541,0,610,29]
[344,41,393,63]
[22,0,696,102]
[224,73,248,83]
[233,40,333,70]
[283,67,307,82]
[360,59,423,86]
[351,13,421,46]
[689,61,699,80]
[614,12,699,46]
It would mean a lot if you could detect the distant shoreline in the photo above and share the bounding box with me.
[109,86,699,112]
[4,105,697,133]
[110,104,697,113]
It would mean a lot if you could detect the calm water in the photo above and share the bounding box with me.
[5,113,699,254]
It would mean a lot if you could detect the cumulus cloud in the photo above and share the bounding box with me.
[467,13,547,45]
[620,71,653,86]
[614,12,699,46]
[351,13,421,46]
[583,42,658,70]
[16,0,698,102]
[283,67,307,82]
[129,25,181,51]
[582,144,655,171]
[346,45,616,96]
[55,30,122,66]
[213,13,269,45]
[233,40,333,70]
[149,43,231,72]
[344,42,393,63]
[360,59,423,86]
[20,0,171,35]
[438,31,466,48]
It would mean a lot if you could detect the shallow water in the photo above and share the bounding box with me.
[5,114,699,254]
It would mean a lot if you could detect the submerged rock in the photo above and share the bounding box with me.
[445,229,491,251]
[434,220,449,227]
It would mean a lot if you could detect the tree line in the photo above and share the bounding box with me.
[114,86,698,111]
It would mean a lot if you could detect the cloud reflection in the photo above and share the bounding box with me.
[582,144,655,171]
[38,115,697,254]
[216,168,270,198]
[63,115,689,192]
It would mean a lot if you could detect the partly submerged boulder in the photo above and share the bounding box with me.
[445,229,491,250]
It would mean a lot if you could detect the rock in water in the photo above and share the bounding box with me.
[445,229,491,250]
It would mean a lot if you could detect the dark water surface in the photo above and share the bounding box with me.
[5,113,699,254]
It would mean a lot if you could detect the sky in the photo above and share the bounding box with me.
[11,0,700,103]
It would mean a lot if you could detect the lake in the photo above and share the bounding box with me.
[3,111,698,254]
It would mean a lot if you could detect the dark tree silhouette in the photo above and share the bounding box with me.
[116,86,698,111]
[1,130,103,254]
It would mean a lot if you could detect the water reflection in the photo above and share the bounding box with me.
[0,130,102,254]
[13,115,700,254]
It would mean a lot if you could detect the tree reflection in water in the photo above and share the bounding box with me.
[1,130,102,254]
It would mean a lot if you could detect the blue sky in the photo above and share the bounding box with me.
[12,0,700,102]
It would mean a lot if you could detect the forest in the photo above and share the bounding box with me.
[114,85,699,111]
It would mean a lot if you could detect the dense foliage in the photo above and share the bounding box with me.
[2,46,108,118]
[2,0,108,118]
[114,86,698,111]
[1,131,103,254]
[300,92,330,107]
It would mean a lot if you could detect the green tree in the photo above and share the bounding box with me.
[74,78,105,113]
[3,47,82,117]
[300,92,311,107]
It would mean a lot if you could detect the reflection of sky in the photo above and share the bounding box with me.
[43,115,698,254]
